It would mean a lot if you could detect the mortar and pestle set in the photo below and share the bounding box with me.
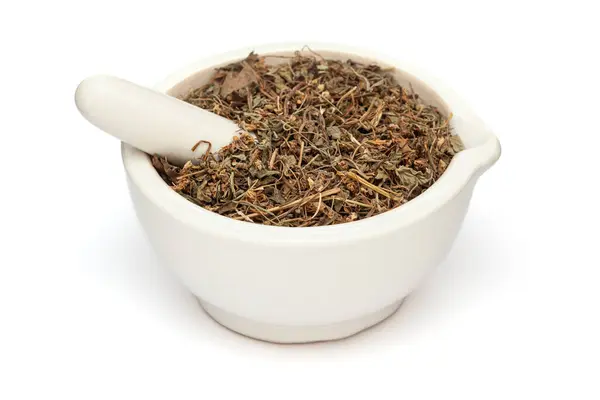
[75,43,500,343]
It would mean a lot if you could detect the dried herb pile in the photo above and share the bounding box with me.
[152,51,464,227]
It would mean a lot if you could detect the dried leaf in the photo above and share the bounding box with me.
[447,135,465,154]
[395,166,430,187]
[375,169,390,182]
[279,155,297,168]
[327,126,342,139]
[220,64,258,97]
[151,155,165,174]
[256,170,280,179]
[279,68,293,83]
[270,187,286,204]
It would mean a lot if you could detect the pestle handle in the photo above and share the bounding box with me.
[75,75,240,166]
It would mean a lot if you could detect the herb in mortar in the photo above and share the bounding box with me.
[152,51,464,227]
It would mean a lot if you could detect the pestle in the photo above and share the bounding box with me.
[74,75,241,166]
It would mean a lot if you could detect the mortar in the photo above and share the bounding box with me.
[122,42,501,343]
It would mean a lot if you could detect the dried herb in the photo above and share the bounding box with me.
[153,51,464,227]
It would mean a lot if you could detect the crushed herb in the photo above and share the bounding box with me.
[152,51,464,227]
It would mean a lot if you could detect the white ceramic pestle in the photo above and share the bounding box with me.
[74,75,240,166]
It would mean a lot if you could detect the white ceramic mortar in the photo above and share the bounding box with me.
[121,42,501,343]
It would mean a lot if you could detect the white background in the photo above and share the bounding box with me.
[1,1,599,399]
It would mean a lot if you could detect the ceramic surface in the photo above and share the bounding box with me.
[122,42,501,343]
